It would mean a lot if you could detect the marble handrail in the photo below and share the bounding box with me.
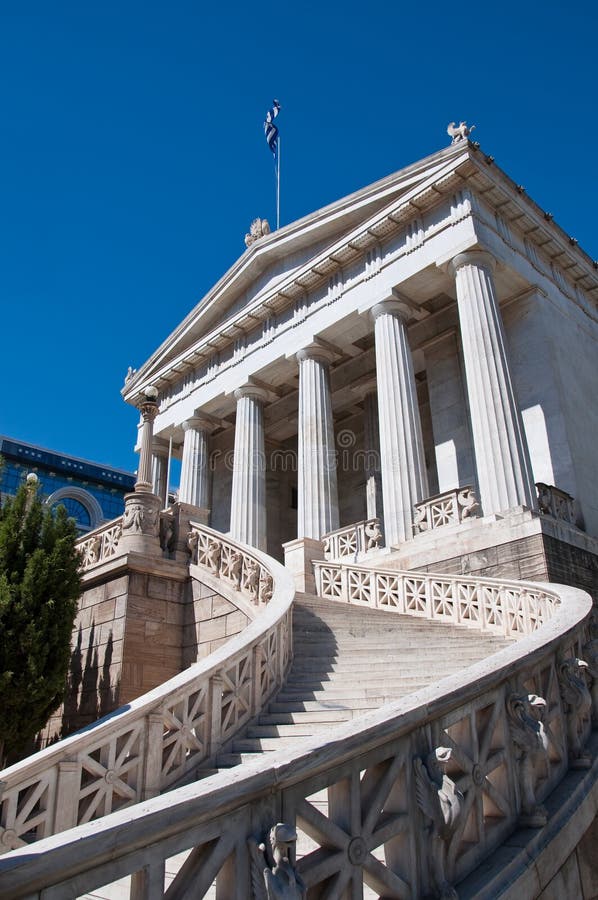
[77,517,124,570]
[323,517,383,561]
[0,578,592,899]
[0,523,294,854]
[312,559,560,638]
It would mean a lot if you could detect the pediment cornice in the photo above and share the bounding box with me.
[123,142,598,405]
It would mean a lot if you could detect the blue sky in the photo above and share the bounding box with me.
[1,0,596,476]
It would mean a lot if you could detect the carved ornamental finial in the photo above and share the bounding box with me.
[507,691,549,826]
[248,822,306,899]
[447,121,475,145]
[245,217,271,247]
[414,747,463,900]
[558,657,592,768]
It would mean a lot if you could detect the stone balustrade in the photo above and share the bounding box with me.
[0,576,593,899]
[412,485,480,533]
[313,559,558,638]
[323,517,383,561]
[77,517,123,570]
[0,524,294,854]
[537,482,584,529]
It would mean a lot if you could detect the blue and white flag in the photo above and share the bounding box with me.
[264,99,281,157]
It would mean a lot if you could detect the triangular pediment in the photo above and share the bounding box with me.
[123,139,598,403]
[123,143,471,398]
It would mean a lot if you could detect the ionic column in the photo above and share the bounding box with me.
[363,390,383,521]
[135,388,159,492]
[372,300,428,545]
[229,386,267,550]
[296,345,339,539]
[450,251,536,514]
[151,442,169,508]
[179,418,212,509]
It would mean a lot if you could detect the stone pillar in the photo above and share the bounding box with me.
[363,390,383,521]
[450,251,536,514]
[151,443,169,508]
[296,345,339,540]
[372,300,428,546]
[136,390,159,492]
[229,386,267,551]
[179,418,212,509]
[121,387,162,554]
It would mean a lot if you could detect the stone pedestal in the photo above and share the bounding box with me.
[451,251,536,516]
[296,346,339,540]
[171,501,210,562]
[229,385,267,551]
[284,537,326,594]
[119,492,162,555]
[372,300,428,546]
[179,418,212,509]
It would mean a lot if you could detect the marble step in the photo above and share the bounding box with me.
[257,709,354,725]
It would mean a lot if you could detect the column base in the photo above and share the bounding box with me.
[284,537,326,594]
[119,492,162,555]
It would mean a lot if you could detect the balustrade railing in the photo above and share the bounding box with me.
[323,517,383,561]
[0,577,593,899]
[77,517,123,570]
[413,485,480,533]
[313,559,557,638]
[0,523,294,855]
[537,482,584,530]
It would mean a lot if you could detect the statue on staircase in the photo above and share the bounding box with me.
[249,822,306,899]
[414,746,463,900]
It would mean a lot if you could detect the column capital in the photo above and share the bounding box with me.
[233,384,269,403]
[370,298,410,323]
[296,343,336,365]
[151,438,170,457]
[450,249,496,277]
[183,415,218,434]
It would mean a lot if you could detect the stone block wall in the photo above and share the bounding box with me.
[44,552,252,744]
[183,577,249,666]
[45,574,129,740]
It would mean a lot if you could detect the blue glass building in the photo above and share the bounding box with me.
[0,436,135,534]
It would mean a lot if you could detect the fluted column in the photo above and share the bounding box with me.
[229,386,267,550]
[151,443,169,508]
[451,251,536,514]
[179,418,212,509]
[296,345,339,539]
[363,390,383,521]
[136,388,159,492]
[372,300,428,545]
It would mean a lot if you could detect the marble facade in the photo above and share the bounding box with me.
[123,140,598,559]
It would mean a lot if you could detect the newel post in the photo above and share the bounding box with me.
[210,674,224,757]
[142,713,164,801]
[251,644,264,716]
[53,759,80,833]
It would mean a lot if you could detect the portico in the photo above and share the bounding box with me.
[123,139,598,565]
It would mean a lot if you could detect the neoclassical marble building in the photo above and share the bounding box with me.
[4,138,598,899]
[123,139,598,568]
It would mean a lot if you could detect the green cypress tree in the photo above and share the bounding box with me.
[0,476,81,765]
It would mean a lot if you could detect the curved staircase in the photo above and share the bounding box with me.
[211,595,512,772]
[0,522,595,900]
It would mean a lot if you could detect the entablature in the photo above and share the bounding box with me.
[124,143,598,415]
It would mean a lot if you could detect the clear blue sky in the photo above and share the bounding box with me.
[2,0,596,476]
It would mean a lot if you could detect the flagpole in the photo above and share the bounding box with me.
[276,136,281,230]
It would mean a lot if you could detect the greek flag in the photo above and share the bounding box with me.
[264,99,281,157]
